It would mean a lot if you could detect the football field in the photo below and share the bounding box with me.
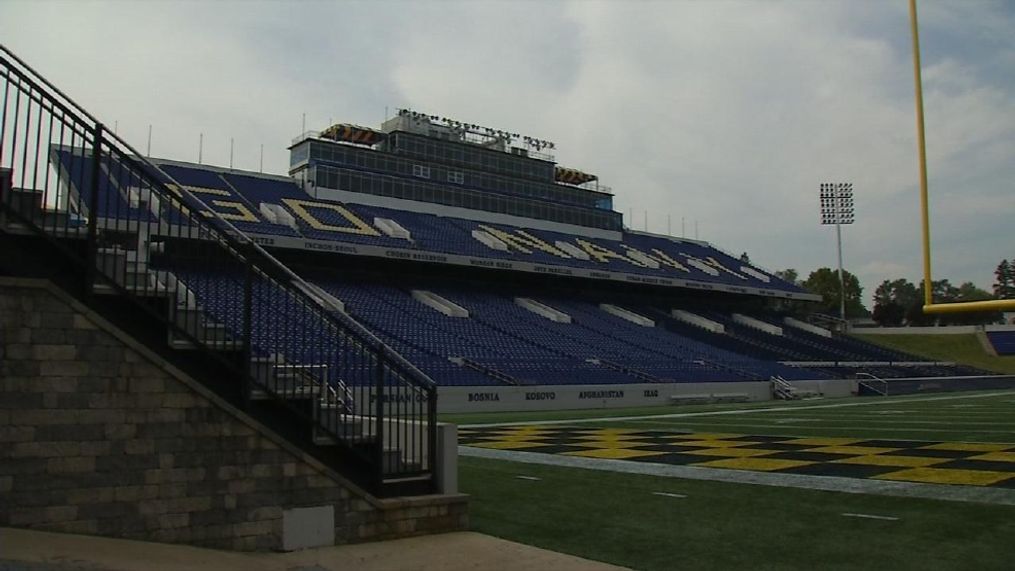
[455,390,1015,570]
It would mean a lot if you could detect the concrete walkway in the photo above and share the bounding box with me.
[0,528,628,571]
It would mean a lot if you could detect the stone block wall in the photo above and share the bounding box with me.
[0,278,467,550]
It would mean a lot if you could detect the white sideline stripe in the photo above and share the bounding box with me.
[652,492,687,499]
[461,446,1015,507]
[649,418,1015,427]
[841,513,900,521]
[462,390,1015,428]
[625,419,1015,437]
[515,475,541,481]
[763,411,1013,417]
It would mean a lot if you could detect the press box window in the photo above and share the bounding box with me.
[447,170,464,184]
[412,165,430,179]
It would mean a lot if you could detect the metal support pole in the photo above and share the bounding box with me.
[427,384,438,479]
[836,222,846,321]
[374,352,386,490]
[85,123,104,294]
[242,250,254,409]
[909,0,933,308]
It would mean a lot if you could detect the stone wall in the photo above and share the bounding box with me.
[0,278,467,551]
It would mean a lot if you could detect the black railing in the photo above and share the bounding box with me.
[0,44,438,496]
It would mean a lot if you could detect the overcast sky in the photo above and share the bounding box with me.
[3,0,1013,304]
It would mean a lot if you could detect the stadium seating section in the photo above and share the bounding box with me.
[53,153,993,387]
[57,155,806,295]
[154,262,982,386]
[987,331,1015,356]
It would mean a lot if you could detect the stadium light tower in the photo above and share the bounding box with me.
[819,183,855,321]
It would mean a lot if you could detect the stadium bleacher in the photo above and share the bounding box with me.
[56,155,803,296]
[38,122,1000,391]
[151,261,981,387]
[987,331,1015,356]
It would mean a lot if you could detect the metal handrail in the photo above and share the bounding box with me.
[0,44,432,390]
[0,43,437,494]
[856,372,889,396]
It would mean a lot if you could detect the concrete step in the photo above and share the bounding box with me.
[312,430,374,446]
[250,384,318,401]
[168,308,231,343]
[168,337,243,351]
[93,281,177,298]
[315,412,366,437]
[6,188,43,216]
[250,360,330,400]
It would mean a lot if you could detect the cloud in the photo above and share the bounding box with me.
[1,0,1011,304]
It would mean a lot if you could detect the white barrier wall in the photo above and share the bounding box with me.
[854,326,979,335]
[733,313,782,335]
[672,310,725,333]
[437,379,854,413]
[784,317,832,338]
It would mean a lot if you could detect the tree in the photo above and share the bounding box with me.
[911,279,999,326]
[995,259,1015,299]
[774,268,799,286]
[945,281,999,325]
[802,268,867,319]
[871,278,917,326]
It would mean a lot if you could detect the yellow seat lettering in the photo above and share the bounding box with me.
[282,199,380,236]
[575,239,648,267]
[706,257,748,280]
[479,226,571,258]
[183,185,232,197]
[208,200,259,222]
[648,248,690,272]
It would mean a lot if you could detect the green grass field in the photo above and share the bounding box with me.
[448,390,1015,441]
[458,390,1015,570]
[462,456,1015,571]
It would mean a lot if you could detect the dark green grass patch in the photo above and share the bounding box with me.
[589,391,1015,442]
[440,397,859,426]
[853,333,1015,374]
[462,455,1015,571]
[446,390,1015,438]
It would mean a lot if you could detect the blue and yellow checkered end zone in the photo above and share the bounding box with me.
[460,426,1015,487]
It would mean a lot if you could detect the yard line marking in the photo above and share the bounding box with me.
[463,391,1015,428]
[663,418,1015,427]
[620,419,1015,437]
[841,513,900,521]
[515,475,541,481]
[461,446,1015,506]
[652,492,687,499]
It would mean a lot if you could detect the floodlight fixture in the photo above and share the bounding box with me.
[819,182,856,322]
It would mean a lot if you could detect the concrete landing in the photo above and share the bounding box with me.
[0,528,628,571]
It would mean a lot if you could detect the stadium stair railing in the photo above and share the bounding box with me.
[448,356,519,385]
[771,375,801,400]
[855,372,889,397]
[0,44,438,497]
[586,357,662,383]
